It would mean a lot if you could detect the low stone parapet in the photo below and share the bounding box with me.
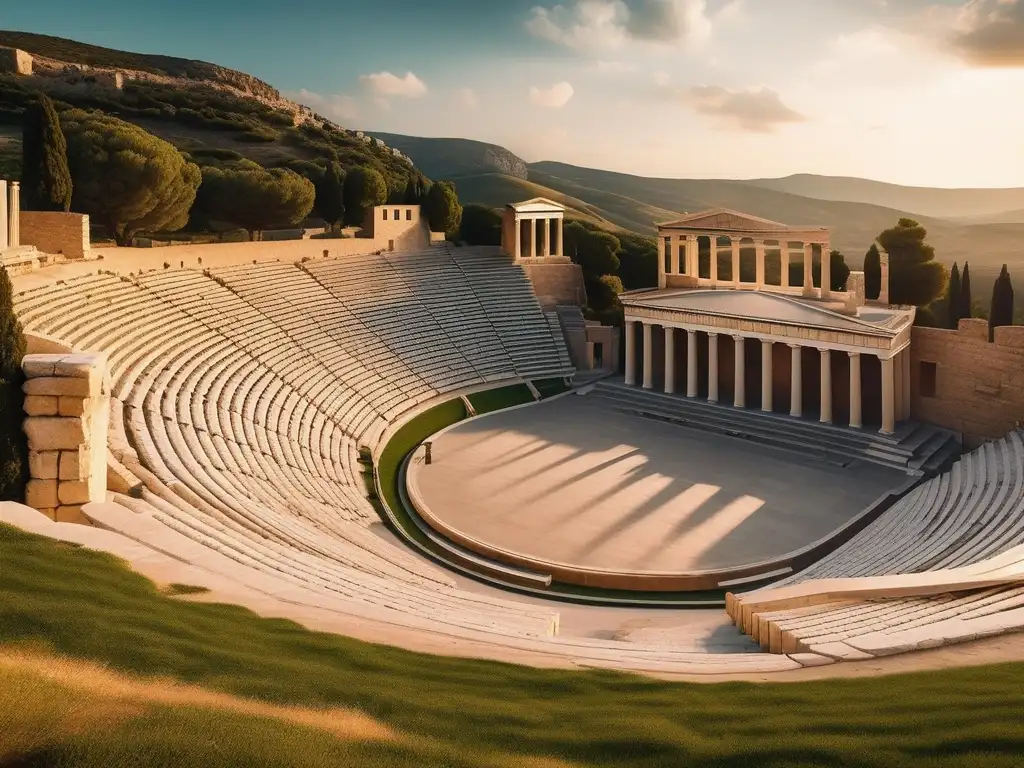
[22,352,110,523]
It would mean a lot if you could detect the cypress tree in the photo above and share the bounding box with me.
[960,262,972,321]
[864,243,881,300]
[989,264,1014,341]
[402,176,418,204]
[0,267,28,500]
[876,218,947,307]
[315,161,345,229]
[947,262,961,330]
[20,94,73,212]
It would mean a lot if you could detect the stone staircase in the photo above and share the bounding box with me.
[592,379,961,475]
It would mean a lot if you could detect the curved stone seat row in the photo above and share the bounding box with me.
[727,431,1024,657]
[12,250,575,639]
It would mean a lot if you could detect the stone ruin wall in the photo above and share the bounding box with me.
[20,212,91,260]
[911,319,1024,442]
[22,352,109,524]
[0,47,33,75]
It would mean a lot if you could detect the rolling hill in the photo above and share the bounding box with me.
[742,174,1024,220]
[368,133,528,181]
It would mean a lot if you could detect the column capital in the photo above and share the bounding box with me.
[686,234,699,242]
[847,350,860,358]
[787,342,801,350]
[707,332,719,339]
[729,235,741,243]
[818,347,831,355]
[732,334,745,342]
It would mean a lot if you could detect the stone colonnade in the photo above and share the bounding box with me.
[624,320,908,434]
[0,180,20,250]
[514,215,563,260]
[658,233,831,299]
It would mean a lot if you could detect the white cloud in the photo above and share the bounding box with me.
[524,0,713,52]
[652,70,671,86]
[680,84,806,132]
[359,71,428,98]
[455,87,477,108]
[529,81,576,107]
[946,0,1024,67]
[283,88,358,122]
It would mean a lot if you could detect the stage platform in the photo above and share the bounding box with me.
[406,392,907,590]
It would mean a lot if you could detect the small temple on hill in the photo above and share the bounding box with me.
[620,209,914,434]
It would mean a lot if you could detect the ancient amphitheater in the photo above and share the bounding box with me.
[5,198,1024,680]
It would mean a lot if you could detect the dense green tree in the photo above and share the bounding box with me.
[20,94,72,212]
[807,249,851,292]
[616,233,658,289]
[402,176,418,205]
[315,161,345,228]
[563,220,621,279]
[876,218,947,307]
[458,203,502,246]
[863,243,881,301]
[195,163,315,241]
[989,264,1014,341]
[0,267,27,501]
[342,165,387,226]
[945,263,961,330]
[61,109,200,245]
[960,262,973,321]
[424,180,462,235]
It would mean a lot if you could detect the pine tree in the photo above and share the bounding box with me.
[402,176,418,204]
[0,267,28,500]
[20,94,73,212]
[876,218,947,307]
[864,243,881,300]
[315,161,345,229]
[947,262,961,330]
[960,262,972,321]
[989,264,1014,341]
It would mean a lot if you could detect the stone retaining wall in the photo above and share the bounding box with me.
[911,319,1024,441]
[22,352,110,523]
[19,211,90,259]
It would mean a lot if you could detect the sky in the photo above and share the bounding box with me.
[5,0,1024,187]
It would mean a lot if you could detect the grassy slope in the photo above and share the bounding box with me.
[2,522,1024,767]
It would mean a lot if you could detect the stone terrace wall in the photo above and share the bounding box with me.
[521,262,587,308]
[20,211,90,259]
[22,352,109,523]
[911,319,1024,441]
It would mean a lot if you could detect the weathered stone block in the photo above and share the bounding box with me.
[994,326,1024,349]
[57,480,90,505]
[58,396,86,417]
[24,416,87,450]
[38,508,57,521]
[23,377,93,397]
[24,395,58,416]
[22,355,58,378]
[55,505,89,524]
[59,446,87,481]
[26,478,58,508]
[28,450,59,479]
[957,318,988,341]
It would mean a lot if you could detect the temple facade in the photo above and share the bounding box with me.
[621,209,911,435]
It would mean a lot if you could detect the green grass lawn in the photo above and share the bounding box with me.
[467,384,536,414]
[2,522,1024,767]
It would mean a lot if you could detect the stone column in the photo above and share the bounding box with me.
[709,237,718,285]
[731,237,741,286]
[22,352,110,523]
[686,330,698,398]
[848,352,862,428]
[878,253,890,305]
[642,323,653,390]
[893,349,904,422]
[789,343,802,417]
[670,235,680,275]
[555,216,563,257]
[513,215,522,260]
[686,235,698,276]
[755,240,766,288]
[0,180,8,251]
[803,243,814,297]
[761,340,773,412]
[902,347,912,419]
[540,218,550,257]
[732,336,746,407]
[657,235,666,288]
[8,181,19,248]
[820,242,832,300]
[529,218,536,258]
[880,356,895,434]
[624,321,637,386]
[664,327,676,394]
[780,241,790,288]
[708,333,719,403]
[819,348,832,423]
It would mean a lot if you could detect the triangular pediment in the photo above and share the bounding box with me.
[508,197,566,214]
[657,208,790,232]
